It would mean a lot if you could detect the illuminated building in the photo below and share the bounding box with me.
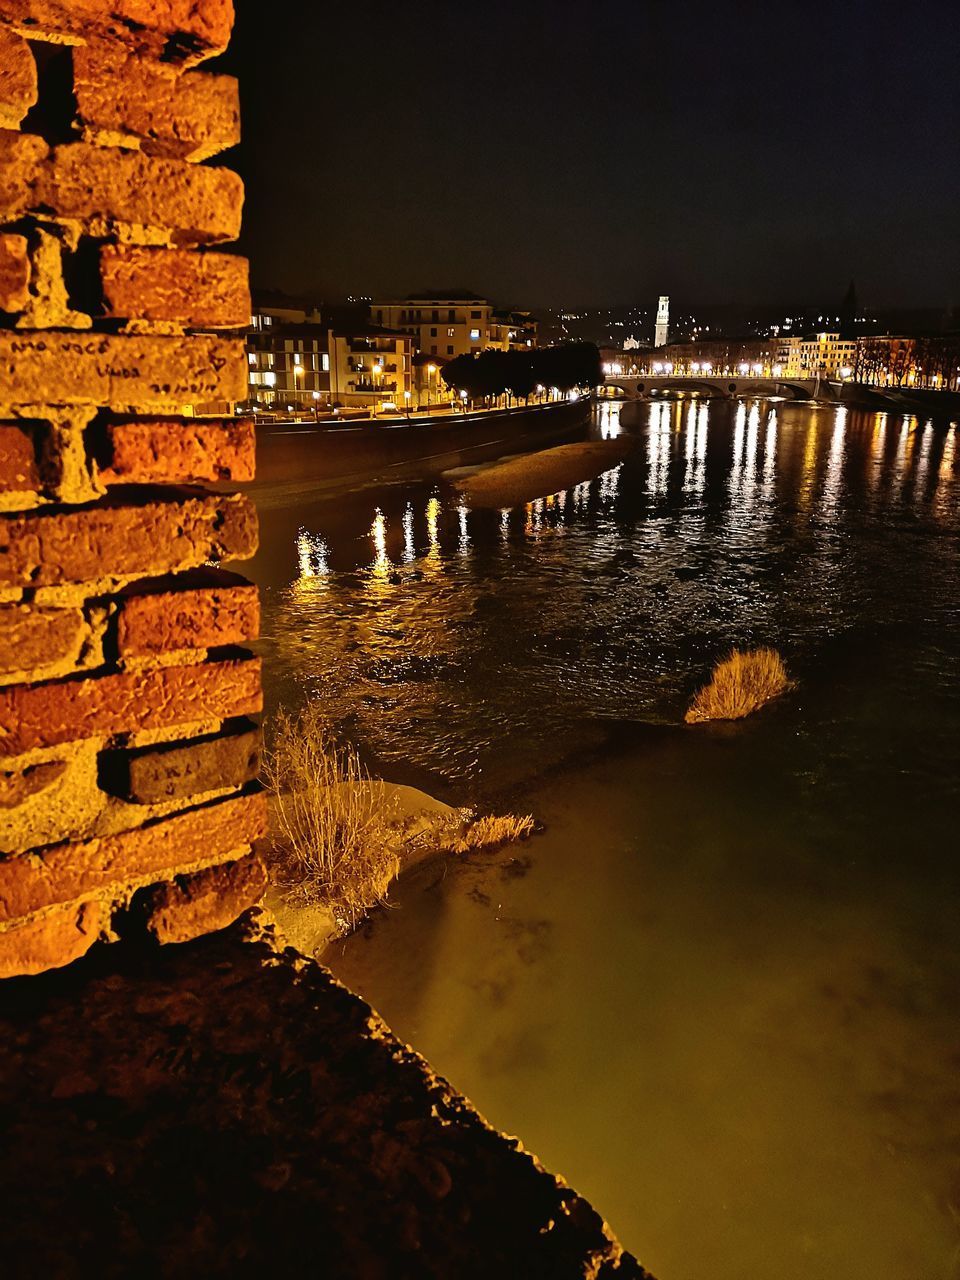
[654,295,669,347]
[370,292,536,359]
[328,327,414,409]
[247,308,330,410]
[794,332,858,379]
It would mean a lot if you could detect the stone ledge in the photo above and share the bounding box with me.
[0,916,651,1278]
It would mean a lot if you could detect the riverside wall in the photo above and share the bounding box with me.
[0,0,266,976]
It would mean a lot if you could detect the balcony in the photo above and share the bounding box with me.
[350,380,397,393]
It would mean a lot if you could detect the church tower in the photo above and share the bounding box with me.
[654,295,669,347]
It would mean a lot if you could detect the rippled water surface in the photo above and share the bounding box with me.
[247,400,960,1278]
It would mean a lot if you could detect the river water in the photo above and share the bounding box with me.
[247,398,960,1279]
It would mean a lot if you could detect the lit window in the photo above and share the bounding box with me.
[447,327,455,337]
[322,354,330,371]
[470,328,480,340]
[264,372,276,387]
[247,353,256,365]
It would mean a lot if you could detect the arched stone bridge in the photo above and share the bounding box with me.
[602,375,824,401]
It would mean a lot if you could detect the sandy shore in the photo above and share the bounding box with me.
[454,438,636,508]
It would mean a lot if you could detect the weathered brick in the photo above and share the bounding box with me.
[0,28,36,129]
[0,898,102,978]
[0,604,85,676]
[99,418,254,485]
[0,655,261,755]
[117,570,259,654]
[100,246,249,327]
[0,492,257,587]
[0,130,47,218]
[45,142,243,243]
[0,136,243,243]
[0,331,245,414]
[135,849,266,944]
[0,422,38,491]
[0,760,66,809]
[0,233,29,312]
[119,724,259,804]
[0,790,266,923]
[73,45,240,160]
[0,0,234,67]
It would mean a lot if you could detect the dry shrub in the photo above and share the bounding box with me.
[263,701,535,934]
[262,702,401,932]
[452,811,535,851]
[396,808,535,860]
[685,647,791,724]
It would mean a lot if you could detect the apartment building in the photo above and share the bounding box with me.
[791,332,857,379]
[328,327,414,409]
[370,292,497,359]
[246,309,331,410]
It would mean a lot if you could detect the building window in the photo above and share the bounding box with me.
[322,353,330,372]
[471,310,481,319]
[430,344,437,354]
[429,327,436,337]
[447,327,455,337]
[432,310,439,321]
[470,328,480,340]
[447,345,454,355]
[448,309,455,322]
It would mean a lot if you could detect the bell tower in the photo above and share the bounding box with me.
[654,295,669,347]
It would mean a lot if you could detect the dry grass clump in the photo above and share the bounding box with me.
[263,701,535,935]
[428,810,535,853]
[262,702,401,932]
[685,647,791,724]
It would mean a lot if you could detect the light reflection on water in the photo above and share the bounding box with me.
[258,400,960,798]
[249,399,960,1278]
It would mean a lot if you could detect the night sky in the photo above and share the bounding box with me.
[224,0,960,310]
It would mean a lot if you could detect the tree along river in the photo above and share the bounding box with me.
[245,398,960,1280]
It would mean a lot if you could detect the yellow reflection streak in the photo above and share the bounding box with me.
[822,408,846,515]
[296,529,330,583]
[762,410,777,499]
[913,423,933,493]
[402,502,415,562]
[797,422,818,512]
[425,494,442,573]
[935,425,956,516]
[297,529,315,579]
[869,413,887,496]
[370,508,390,577]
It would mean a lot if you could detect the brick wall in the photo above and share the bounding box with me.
[0,0,267,977]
